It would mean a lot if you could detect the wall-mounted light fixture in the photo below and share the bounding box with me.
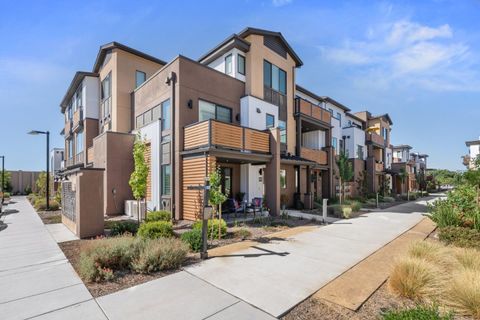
[235,113,240,122]
[187,99,193,109]
[256,108,261,113]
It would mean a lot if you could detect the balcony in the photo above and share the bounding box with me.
[184,119,270,154]
[66,157,74,168]
[264,86,287,112]
[72,107,83,132]
[366,132,385,147]
[64,120,72,138]
[295,98,331,124]
[301,147,328,165]
[87,147,94,164]
[75,152,84,166]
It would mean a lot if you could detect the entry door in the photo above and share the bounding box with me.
[220,167,233,199]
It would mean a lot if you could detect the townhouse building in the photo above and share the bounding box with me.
[465,137,480,169]
[391,145,417,194]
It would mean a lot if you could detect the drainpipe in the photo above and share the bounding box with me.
[166,72,177,220]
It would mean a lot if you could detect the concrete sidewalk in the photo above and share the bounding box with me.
[187,197,437,318]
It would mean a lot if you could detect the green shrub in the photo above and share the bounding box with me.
[34,198,60,211]
[137,221,173,239]
[327,204,343,216]
[180,229,203,252]
[342,206,352,219]
[192,219,227,239]
[131,238,188,273]
[1,192,11,198]
[350,201,362,212]
[438,227,480,249]
[234,228,252,239]
[383,196,395,203]
[428,200,461,228]
[78,236,144,282]
[381,305,452,320]
[109,221,139,236]
[145,210,171,222]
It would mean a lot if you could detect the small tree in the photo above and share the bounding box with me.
[36,172,47,197]
[208,167,227,240]
[399,168,408,194]
[336,151,353,204]
[129,134,149,224]
[1,171,12,193]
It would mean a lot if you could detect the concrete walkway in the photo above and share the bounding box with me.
[187,196,438,318]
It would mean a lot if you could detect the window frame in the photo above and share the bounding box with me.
[225,54,232,75]
[198,99,232,123]
[161,164,171,195]
[237,54,245,75]
[266,113,275,129]
[263,59,287,95]
[135,70,146,88]
[280,169,287,189]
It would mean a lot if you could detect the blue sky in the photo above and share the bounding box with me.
[1,0,479,171]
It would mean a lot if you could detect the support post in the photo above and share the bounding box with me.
[322,198,328,223]
[46,131,50,210]
[201,176,210,260]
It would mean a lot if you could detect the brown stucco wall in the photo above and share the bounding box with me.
[8,171,41,194]
[280,164,296,208]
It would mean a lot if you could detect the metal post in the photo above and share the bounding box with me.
[376,192,379,209]
[46,131,50,210]
[322,198,328,224]
[201,177,210,260]
[1,156,4,205]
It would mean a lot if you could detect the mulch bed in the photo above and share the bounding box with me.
[59,239,200,298]
[37,210,62,224]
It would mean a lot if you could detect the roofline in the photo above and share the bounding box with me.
[92,41,167,73]
[237,27,303,67]
[295,85,351,112]
[295,85,324,103]
[198,34,251,64]
[345,112,365,124]
[466,140,480,146]
[60,71,99,112]
[322,96,351,112]
[392,145,413,150]
[371,113,393,125]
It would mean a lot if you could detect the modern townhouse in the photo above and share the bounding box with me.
[465,137,480,169]
[410,152,428,175]
[391,145,417,194]
[353,111,393,195]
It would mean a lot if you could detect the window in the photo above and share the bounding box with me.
[199,100,232,123]
[337,112,341,126]
[332,137,338,151]
[263,60,287,94]
[161,99,171,130]
[68,139,73,159]
[101,73,112,118]
[76,131,83,153]
[237,54,245,75]
[225,54,232,74]
[328,108,333,115]
[278,120,286,143]
[161,165,171,195]
[339,139,344,154]
[266,113,275,128]
[280,169,286,189]
[136,70,146,88]
[357,145,364,159]
[75,86,82,110]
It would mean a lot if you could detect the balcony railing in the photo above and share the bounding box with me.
[264,86,287,111]
[301,147,328,165]
[366,132,385,147]
[87,147,94,164]
[66,157,74,168]
[72,107,83,132]
[65,120,72,137]
[295,98,331,124]
[75,151,84,165]
[184,119,270,153]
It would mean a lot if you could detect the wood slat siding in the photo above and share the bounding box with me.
[65,121,72,136]
[87,147,94,164]
[297,98,331,124]
[73,109,82,127]
[244,129,269,153]
[211,121,243,149]
[367,132,385,146]
[184,121,209,149]
[144,142,152,201]
[182,156,216,221]
[301,147,328,165]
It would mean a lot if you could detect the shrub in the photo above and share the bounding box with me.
[428,200,461,228]
[1,192,11,198]
[137,221,173,239]
[350,201,362,212]
[438,227,480,249]
[453,247,480,271]
[389,257,441,301]
[109,221,139,236]
[383,196,395,203]
[234,228,252,239]
[444,269,480,318]
[381,305,452,320]
[131,238,188,273]
[192,219,227,239]
[34,198,60,211]
[327,204,343,216]
[78,236,144,282]
[181,229,203,252]
[145,210,171,222]
[342,206,352,219]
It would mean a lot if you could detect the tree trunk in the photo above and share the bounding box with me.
[218,203,222,240]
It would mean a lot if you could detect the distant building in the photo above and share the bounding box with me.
[50,148,65,177]
[465,137,480,169]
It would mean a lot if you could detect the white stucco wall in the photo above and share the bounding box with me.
[331,117,342,152]
[83,76,100,120]
[385,147,393,169]
[342,126,366,160]
[240,95,279,130]
[470,144,480,162]
[240,164,265,202]
[133,120,161,211]
[207,48,246,82]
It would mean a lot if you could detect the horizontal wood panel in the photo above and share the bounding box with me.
[211,121,242,149]
[244,129,269,153]
[184,121,209,149]
[301,147,328,165]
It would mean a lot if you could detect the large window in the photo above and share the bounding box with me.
[280,169,286,189]
[266,113,275,128]
[279,120,286,143]
[76,131,83,153]
[199,100,232,123]
[101,73,112,119]
[332,137,338,152]
[161,99,171,130]
[75,86,82,110]
[263,60,286,94]
[161,165,171,195]
[237,54,245,75]
[357,145,364,159]
[136,70,146,88]
[68,139,73,159]
[225,54,232,74]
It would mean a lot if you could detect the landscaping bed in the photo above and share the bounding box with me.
[36,209,62,224]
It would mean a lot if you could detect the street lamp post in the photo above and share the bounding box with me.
[0,156,4,205]
[28,130,50,210]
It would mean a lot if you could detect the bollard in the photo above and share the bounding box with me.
[376,193,379,209]
[322,198,328,223]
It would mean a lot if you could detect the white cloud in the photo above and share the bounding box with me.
[272,0,292,7]
[319,19,479,91]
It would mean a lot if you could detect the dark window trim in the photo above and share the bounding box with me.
[266,113,275,128]
[225,54,232,74]
[237,54,246,75]
[198,99,233,123]
[263,59,287,95]
[135,70,146,87]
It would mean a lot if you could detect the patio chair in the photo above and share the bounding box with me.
[251,197,262,218]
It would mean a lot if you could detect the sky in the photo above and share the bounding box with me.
[0,0,479,171]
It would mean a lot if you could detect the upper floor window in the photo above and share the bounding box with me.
[199,100,232,123]
[136,70,146,88]
[266,113,275,128]
[101,73,112,119]
[332,137,338,152]
[263,60,286,95]
[237,54,245,75]
[225,54,232,75]
[357,145,364,159]
[337,112,341,126]
[75,86,82,110]
[161,99,171,131]
[76,130,83,153]
[278,120,286,144]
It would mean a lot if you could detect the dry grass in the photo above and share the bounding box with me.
[389,241,480,318]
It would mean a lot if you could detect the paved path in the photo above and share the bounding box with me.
[186,197,437,318]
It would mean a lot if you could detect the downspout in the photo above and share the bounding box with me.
[166,72,177,220]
